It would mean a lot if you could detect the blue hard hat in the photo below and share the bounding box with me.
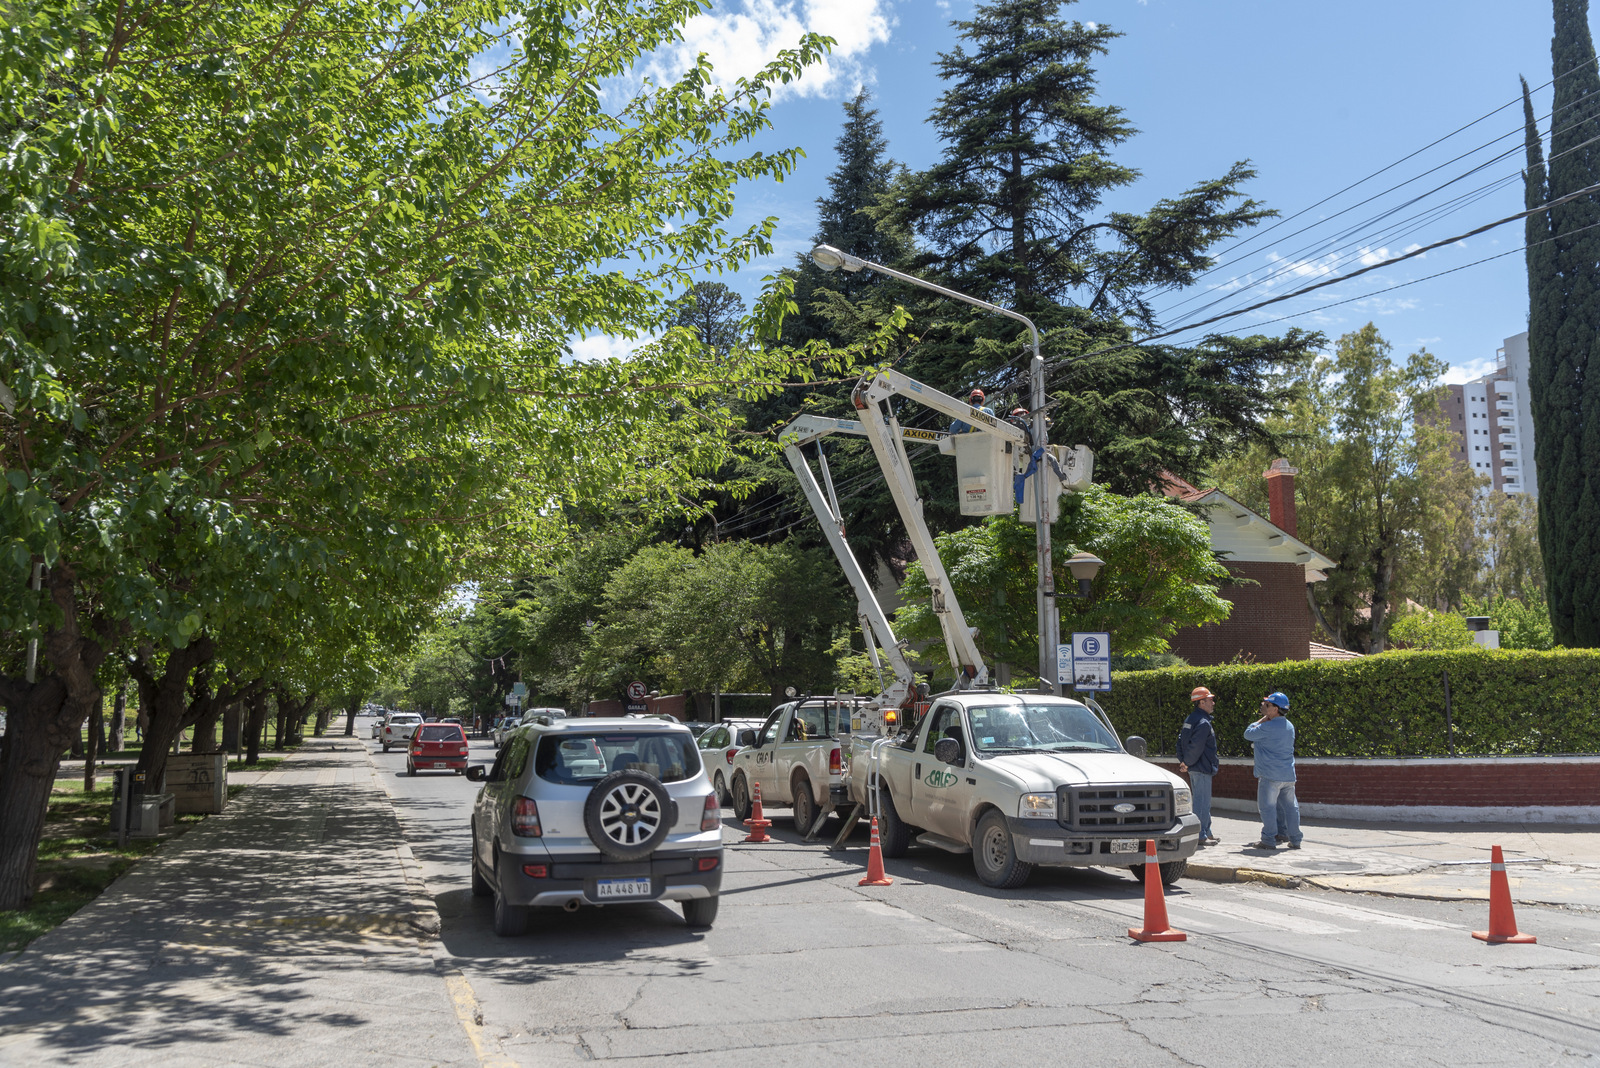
[1264,691,1290,709]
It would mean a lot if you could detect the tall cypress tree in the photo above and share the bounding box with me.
[1524,0,1600,645]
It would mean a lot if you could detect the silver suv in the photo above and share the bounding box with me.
[466,718,723,936]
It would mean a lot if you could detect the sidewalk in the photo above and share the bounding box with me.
[0,739,480,1068]
[1185,805,1600,909]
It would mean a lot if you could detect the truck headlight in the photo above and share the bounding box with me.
[1174,787,1192,817]
[1019,793,1056,819]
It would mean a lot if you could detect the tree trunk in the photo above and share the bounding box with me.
[344,695,359,737]
[0,563,113,910]
[84,698,104,792]
[244,689,270,764]
[69,720,85,759]
[1368,547,1396,654]
[313,707,330,737]
[109,684,127,754]
[221,700,243,753]
[130,636,215,793]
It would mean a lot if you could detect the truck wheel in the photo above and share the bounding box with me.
[713,771,728,805]
[973,810,1033,889]
[1131,859,1188,886]
[731,773,752,822]
[682,896,719,928]
[876,786,912,858]
[791,773,816,833]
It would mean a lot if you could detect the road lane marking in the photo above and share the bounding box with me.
[445,970,517,1068]
[1243,891,1464,930]
[1168,898,1351,934]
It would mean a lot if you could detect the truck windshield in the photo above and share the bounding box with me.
[965,702,1121,753]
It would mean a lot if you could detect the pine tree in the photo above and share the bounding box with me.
[1524,0,1600,645]
[888,0,1312,492]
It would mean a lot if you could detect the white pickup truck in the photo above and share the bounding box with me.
[728,698,865,835]
[845,691,1199,888]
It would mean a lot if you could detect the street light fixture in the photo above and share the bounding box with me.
[809,244,1062,695]
[1065,551,1104,598]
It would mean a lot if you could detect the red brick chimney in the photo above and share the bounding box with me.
[1263,458,1298,538]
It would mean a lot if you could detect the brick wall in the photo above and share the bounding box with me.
[583,695,688,720]
[1168,560,1311,665]
[1152,756,1599,807]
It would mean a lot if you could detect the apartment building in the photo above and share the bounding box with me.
[1437,331,1537,497]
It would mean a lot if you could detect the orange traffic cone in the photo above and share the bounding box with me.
[858,816,893,886]
[1472,845,1535,944]
[741,782,772,843]
[1127,839,1187,942]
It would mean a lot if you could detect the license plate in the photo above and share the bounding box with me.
[595,878,652,899]
[432,762,447,769]
[1109,838,1140,853]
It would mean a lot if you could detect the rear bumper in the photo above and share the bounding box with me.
[409,755,468,770]
[498,848,723,908]
[1006,814,1200,866]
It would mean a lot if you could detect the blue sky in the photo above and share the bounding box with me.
[603,0,1568,385]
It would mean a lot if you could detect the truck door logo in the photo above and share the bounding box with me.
[923,768,959,788]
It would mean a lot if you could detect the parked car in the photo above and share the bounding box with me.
[518,707,567,726]
[381,713,423,751]
[696,721,763,804]
[408,723,471,776]
[679,721,717,738]
[493,716,522,748]
[466,718,722,936]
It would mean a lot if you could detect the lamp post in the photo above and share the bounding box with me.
[810,244,1061,694]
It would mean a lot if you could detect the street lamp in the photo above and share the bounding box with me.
[810,244,1061,695]
[1066,551,1104,598]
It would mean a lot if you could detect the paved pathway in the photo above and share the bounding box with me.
[0,739,478,1067]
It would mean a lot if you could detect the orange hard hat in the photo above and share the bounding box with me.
[969,389,985,401]
[1190,686,1214,701]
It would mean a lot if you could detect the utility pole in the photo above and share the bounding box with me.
[809,245,1059,694]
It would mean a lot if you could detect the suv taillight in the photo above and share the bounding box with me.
[512,798,542,837]
[701,791,720,831]
[725,748,737,765]
[829,747,841,775]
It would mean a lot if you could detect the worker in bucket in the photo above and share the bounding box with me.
[948,388,994,434]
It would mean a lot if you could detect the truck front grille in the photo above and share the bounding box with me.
[1059,785,1173,832]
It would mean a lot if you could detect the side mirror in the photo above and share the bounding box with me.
[934,737,962,765]
[1123,735,1147,758]
[465,765,488,782]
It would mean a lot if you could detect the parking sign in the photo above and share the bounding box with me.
[1058,632,1111,691]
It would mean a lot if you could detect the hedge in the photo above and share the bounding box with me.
[1095,649,1600,758]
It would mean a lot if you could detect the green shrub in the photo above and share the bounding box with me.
[1096,648,1600,757]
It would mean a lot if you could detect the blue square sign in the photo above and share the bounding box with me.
[1057,632,1111,691]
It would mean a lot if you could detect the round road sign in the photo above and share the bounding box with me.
[626,681,648,702]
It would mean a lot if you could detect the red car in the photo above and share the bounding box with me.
[407,723,470,775]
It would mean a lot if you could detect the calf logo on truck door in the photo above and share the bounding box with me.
[923,768,959,788]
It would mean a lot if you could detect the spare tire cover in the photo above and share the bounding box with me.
[583,770,676,861]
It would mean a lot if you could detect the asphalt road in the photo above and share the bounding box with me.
[366,734,1600,1066]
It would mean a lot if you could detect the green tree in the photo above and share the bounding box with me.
[1522,0,1600,645]
[1477,492,1546,601]
[1461,591,1557,650]
[667,283,748,358]
[1388,608,1476,650]
[896,488,1229,683]
[1212,325,1480,652]
[0,0,832,910]
[880,0,1312,494]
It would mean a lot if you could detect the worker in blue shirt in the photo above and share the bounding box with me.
[1243,691,1301,850]
[948,388,995,434]
[1176,686,1220,846]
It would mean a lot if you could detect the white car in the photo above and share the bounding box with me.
[381,713,423,751]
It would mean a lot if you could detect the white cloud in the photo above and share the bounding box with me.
[568,332,657,363]
[649,0,894,101]
[1441,356,1499,384]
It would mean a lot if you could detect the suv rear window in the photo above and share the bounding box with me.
[534,732,701,785]
[418,725,464,741]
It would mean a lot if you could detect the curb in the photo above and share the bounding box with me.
[1185,862,1303,889]
[357,740,444,938]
